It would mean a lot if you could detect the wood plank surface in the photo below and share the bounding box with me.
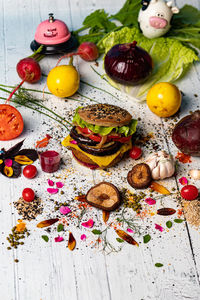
[0,0,200,300]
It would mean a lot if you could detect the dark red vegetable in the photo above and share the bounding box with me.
[172,110,200,156]
[104,41,153,86]
[181,185,198,201]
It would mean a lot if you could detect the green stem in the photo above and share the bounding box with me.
[28,45,45,62]
[0,87,72,127]
[73,25,88,34]
[90,66,108,82]
[80,80,120,101]
[0,97,69,131]
[0,83,51,95]
[77,91,99,103]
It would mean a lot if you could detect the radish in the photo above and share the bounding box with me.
[6,57,41,103]
[17,57,41,83]
[57,42,99,65]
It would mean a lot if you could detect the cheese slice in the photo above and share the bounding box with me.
[62,135,132,168]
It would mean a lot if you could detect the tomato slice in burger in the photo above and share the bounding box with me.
[88,134,102,142]
[0,104,24,141]
[77,126,91,135]
[108,135,132,143]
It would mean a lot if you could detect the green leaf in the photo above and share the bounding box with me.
[73,107,137,136]
[166,221,173,229]
[57,224,64,232]
[116,238,124,243]
[174,219,184,223]
[143,234,151,244]
[155,263,163,268]
[42,235,49,242]
[111,0,141,27]
[92,229,102,235]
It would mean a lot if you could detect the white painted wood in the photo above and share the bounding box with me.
[0,1,200,300]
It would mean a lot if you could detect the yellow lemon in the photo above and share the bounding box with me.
[47,65,80,98]
[146,82,182,117]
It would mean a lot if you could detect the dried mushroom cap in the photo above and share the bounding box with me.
[86,182,121,211]
[127,163,152,189]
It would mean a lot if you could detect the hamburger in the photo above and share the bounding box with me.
[62,104,137,169]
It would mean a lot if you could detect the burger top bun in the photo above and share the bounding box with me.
[78,104,132,127]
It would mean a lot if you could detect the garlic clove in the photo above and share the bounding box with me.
[152,168,160,180]
[189,169,200,180]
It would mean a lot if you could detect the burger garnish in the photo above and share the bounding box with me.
[62,104,137,169]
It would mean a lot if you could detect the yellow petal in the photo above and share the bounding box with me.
[4,166,13,177]
[0,159,3,164]
[14,155,33,165]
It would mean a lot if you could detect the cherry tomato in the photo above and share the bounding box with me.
[23,165,37,179]
[22,188,35,202]
[129,146,142,159]
[181,185,199,201]
[0,104,24,141]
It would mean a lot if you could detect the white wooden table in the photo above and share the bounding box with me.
[1,1,200,299]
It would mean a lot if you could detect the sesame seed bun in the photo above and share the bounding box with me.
[78,104,132,127]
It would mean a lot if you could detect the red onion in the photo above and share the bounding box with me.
[104,41,153,85]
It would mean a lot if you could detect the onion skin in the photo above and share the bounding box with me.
[104,41,153,86]
[172,110,200,156]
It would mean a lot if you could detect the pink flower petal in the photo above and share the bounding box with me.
[55,236,64,242]
[145,198,156,205]
[48,179,54,186]
[179,177,188,186]
[56,182,64,188]
[5,159,12,167]
[59,206,71,215]
[127,228,134,233]
[80,234,86,241]
[47,188,59,194]
[155,224,164,232]
[81,219,94,228]
[70,140,77,145]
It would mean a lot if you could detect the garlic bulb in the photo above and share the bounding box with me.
[146,150,175,180]
[189,170,200,180]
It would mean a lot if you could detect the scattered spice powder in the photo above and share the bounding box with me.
[176,152,192,163]
[183,200,200,228]
[14,197,43,221]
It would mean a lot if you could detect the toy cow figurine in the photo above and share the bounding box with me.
[138,0,179,39]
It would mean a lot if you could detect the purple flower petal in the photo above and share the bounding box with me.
[48,179,54,186]
[70,140,77,145]
[81,219,94,228]
[5,159,13,167]
[56,182,64,188]
[155,224,164,232]
[59,206,71,215]
[55,236,64,242]
[47,188,59,194]
[80,234,86,241]
[127,228,134,233]
[145,198,156,205]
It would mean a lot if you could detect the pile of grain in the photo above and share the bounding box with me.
[14,197,43,221]
[183,200,200,228]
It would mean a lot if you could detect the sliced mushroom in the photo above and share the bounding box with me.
[86,182,121,211]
